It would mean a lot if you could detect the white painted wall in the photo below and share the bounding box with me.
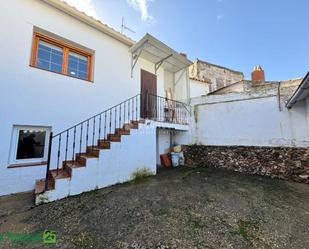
[190,79,210,98]
[36,122,157,204]
[191,92,309,147]
[156,123,191,165]
[0,0,184,196]
[156,126,194,165]
[164,71,174,94]
[174,69,189,103]
[306,97,309,125]
[156,129,171,165]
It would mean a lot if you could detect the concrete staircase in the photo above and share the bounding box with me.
[35,120,157,205]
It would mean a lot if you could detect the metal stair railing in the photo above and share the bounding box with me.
[44,93,191,191]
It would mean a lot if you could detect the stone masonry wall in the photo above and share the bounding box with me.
[189,59,244,92]
[183,145,309,184]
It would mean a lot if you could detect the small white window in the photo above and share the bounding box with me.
[10,126,51,165]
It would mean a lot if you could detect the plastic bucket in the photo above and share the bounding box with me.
[171,152,180,167]
[179,152,185,166]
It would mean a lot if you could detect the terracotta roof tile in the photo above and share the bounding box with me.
[190,77,212,84]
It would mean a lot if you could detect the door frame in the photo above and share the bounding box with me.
[140,69,157,119]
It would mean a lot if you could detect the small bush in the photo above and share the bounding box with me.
[131,168,154,183]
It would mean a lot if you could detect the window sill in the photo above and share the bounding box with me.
[8,161,47,169]
[29,65,94,83]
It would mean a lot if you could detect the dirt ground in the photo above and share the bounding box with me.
[0,167,308,249]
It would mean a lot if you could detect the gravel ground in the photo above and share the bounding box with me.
[0,166,308,249]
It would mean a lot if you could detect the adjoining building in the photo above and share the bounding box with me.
[187,66,309,183]
[189,59,244,98]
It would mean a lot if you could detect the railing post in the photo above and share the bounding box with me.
[45,132,53,191]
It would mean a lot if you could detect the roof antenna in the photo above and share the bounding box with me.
[121,17,135,35]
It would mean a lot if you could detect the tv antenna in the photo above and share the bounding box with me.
[121,17,135,35]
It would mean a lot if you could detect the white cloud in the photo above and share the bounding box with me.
[127,0,153,21]
[62,0,98,18]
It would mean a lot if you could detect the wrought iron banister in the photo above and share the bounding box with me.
[44,93,191,191]
[143,93,191,124]
[52,94,140,137]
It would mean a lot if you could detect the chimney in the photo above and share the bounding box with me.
[251,65,265,82]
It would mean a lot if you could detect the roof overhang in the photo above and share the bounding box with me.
[41,0,135,46]
[286,72,309,109]
[129,33,192,74]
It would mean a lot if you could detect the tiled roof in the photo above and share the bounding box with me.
[189,77,212,84]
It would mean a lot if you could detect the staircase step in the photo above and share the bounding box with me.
[97,140,111,149]
[115,128,130,135]
[50,168,71,180]
[139,119,146,124]
[63,161,85,177]
[62,160,75,167]
[63,163,72,177]
[123,121,138,130]
[76,155,87,166]
[107,133,121,142]
[130,121,139,129]
[78,152,99,158]
[123,123,133,130]
[86,146,100,156]
[64,161,85,169]
[35,178,55,194]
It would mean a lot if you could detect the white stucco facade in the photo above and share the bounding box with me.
[189,79,210,98]
[174,69,190,103]
[35,120,189,204]
[36,121,157,204]
[191,90,309,147]
[0,0,190,196]
[3,0,307,201]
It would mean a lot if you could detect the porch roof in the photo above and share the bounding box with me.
[129,33,192,73]
[286,72,309,108]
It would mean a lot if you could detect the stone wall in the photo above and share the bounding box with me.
[183,145,309,184]
[189,59,244,92]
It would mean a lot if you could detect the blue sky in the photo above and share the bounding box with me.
[66,0,308,80]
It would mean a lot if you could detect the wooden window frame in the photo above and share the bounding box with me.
[30,32,93,82]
